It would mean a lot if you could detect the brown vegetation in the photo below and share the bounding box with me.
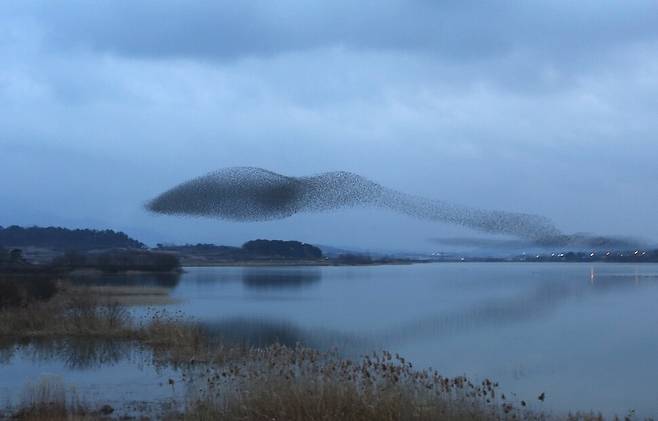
[0,275,59,309]
[0,286,200,362]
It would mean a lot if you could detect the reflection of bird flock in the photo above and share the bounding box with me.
[147,167,640,248]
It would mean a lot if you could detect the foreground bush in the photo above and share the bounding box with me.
[53,249,181,273]
[0,276,59,309]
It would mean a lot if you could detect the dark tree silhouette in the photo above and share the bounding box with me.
[0,226,145,250]
[242,240,323,259]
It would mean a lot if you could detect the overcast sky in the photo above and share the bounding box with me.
[2,1,658,251]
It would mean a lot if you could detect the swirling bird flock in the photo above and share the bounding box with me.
[147,167,564,241]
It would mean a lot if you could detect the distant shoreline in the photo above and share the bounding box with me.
[180,259,420,267]
[181,259,658,268]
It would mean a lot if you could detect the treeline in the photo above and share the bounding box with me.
[242,240,323,259]
[0,225,145,250]
[52,249,180,272]
[158,239,324,261]
[0,248,28,268]
[1,247,179,274]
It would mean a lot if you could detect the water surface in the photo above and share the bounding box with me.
[2,263,657,417]
[170,263,658,416]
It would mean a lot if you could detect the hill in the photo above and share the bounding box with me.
[157,239,324,265]
[0,225,145,250]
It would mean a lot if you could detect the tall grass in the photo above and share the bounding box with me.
[168,346,552,421]
[12,375,90,420]
[0,276,59,309]
[0,290,132,338]
[0,287,209,368]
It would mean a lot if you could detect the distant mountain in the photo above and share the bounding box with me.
[0,225,145,250]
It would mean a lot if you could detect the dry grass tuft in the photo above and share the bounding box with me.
[11,375,93,420]
[69,285,178,306]
[0,289,133,338]
[0,286,210,372]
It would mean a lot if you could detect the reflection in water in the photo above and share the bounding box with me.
[204,267,658,358]
[203,318,307,347]
[381,267,658,346]
[241,268,321,289]
[0,337,181,416]
[202,318,368,352]
[0,338,146,370]
[3,264,658,416]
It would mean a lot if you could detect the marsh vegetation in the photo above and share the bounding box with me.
[1,274,649,421]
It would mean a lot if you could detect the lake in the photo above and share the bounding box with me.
[2,263,658,417]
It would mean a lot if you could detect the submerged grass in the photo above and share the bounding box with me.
[0,286,209,369]
[0,290,132,338]
[8,374,121,420]
[9,375,98,421]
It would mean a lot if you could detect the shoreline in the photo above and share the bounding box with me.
[179,259,658,268]
[178,259,422,267]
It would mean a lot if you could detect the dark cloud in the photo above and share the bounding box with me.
[1,2,658,249]
[15,0,658,65]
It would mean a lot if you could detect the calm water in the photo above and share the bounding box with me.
[0,339,182,416]
[2,263,658,417]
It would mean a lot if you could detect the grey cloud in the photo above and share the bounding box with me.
[1,2,658,250]
[13,0,658,65]
[431,235,650,252]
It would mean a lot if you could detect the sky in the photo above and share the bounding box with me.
[1,1,658,252]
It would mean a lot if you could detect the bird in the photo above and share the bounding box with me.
[538,392,545,402]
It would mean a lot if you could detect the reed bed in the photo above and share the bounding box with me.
[168,345,538,421]
[0,290,133,338]
[0,287,208,367]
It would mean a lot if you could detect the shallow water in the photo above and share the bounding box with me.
[169,263,658,417]
[2,263,658,417]
[0,339,182,416]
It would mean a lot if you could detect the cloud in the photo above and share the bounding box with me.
[11,1,656,63]
[430,235,650,252]
[1,2,658,248]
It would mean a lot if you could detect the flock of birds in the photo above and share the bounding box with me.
[146,166,639,249]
